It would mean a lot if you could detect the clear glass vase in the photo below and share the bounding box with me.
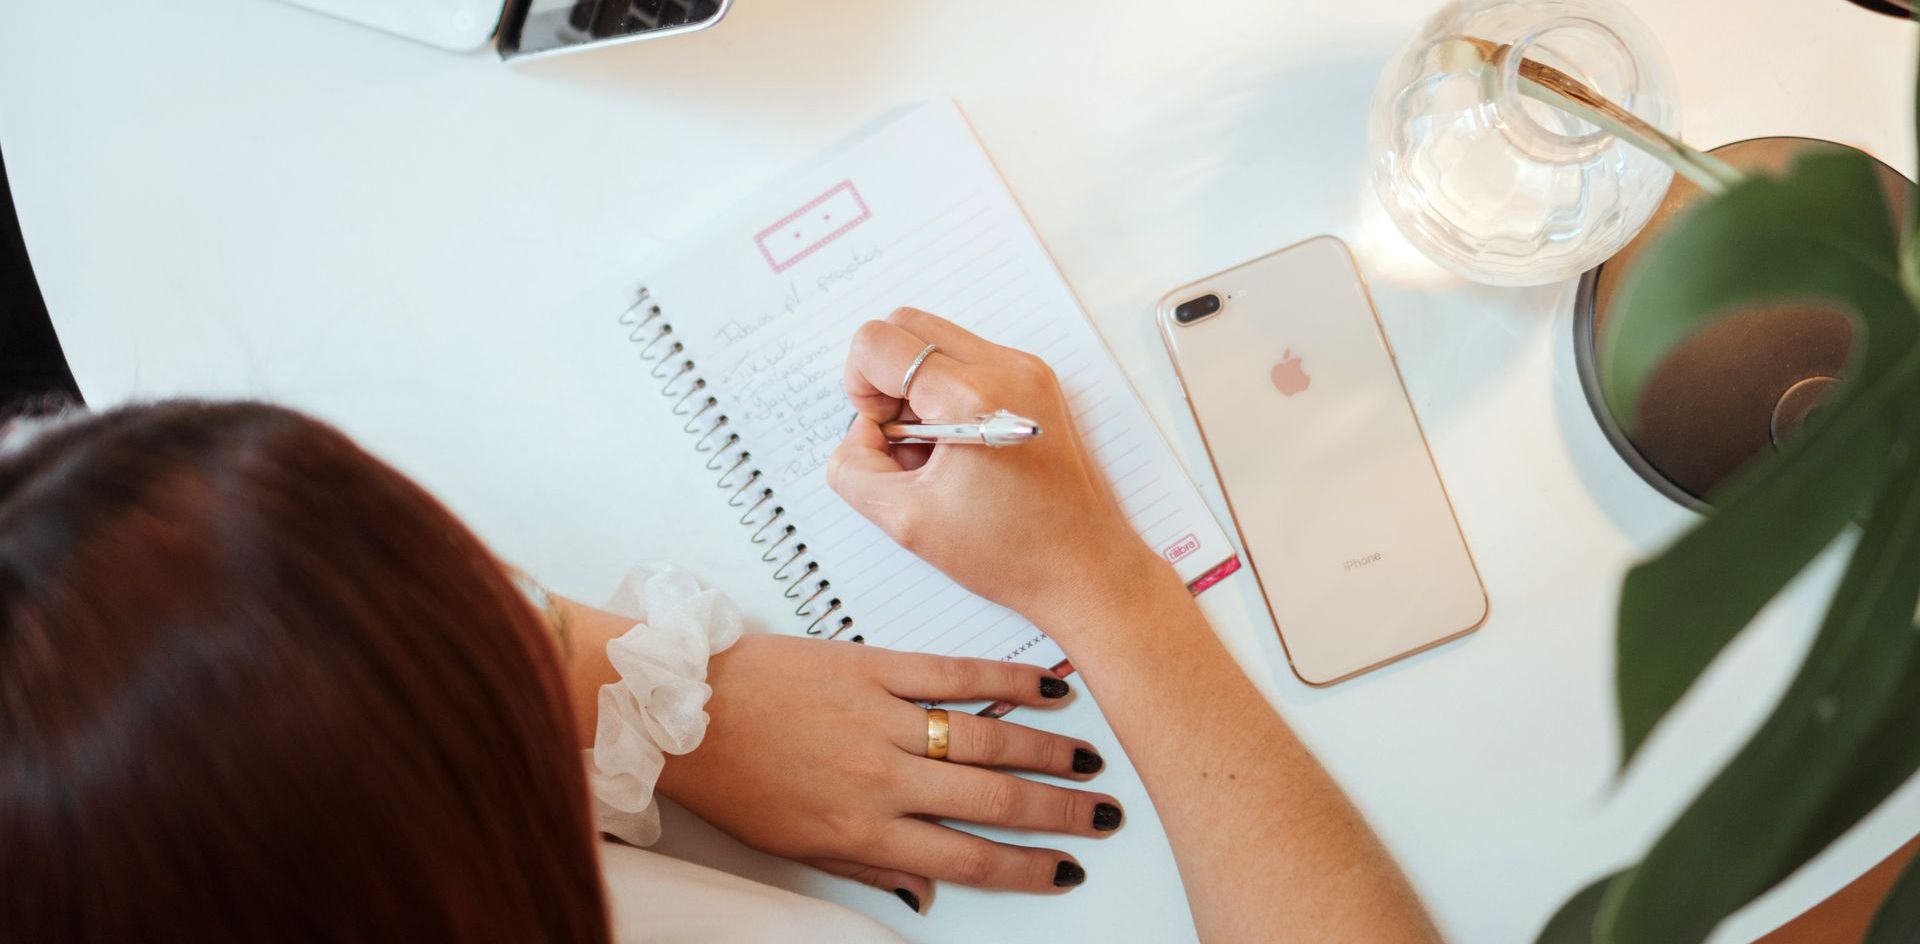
[1368,0,1680,286]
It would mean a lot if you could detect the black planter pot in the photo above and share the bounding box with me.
[1573,136,1912,510]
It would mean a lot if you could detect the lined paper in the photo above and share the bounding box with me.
[613,102,1236,669]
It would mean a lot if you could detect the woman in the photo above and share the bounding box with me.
[0,310,1434,941]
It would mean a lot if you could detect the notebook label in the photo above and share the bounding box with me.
[1162,533,1201,564]
[754,180,872,274]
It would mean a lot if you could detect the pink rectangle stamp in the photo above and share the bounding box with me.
[1187,556,1240,594]
[1161,533,1201,564]
[754,180,871,274]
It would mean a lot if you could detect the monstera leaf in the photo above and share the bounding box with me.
[1601,149,1916,768]
[1536,34,1920,942]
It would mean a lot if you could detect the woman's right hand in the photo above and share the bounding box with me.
[828,314,1441,944]
[827,308,1171,630]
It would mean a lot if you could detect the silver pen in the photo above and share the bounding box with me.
[882,409,1043,447]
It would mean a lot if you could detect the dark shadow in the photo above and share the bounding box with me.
[0,145,80,411]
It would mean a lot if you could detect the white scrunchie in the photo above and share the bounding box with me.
[587,566,744,847]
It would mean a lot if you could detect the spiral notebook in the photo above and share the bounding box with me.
[602,101,1238,673]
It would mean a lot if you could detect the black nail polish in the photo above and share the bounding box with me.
[1072,748,1103,775]
[1039,677,1070,699]
[1092,802,1123,831]
[893,888,921,913]
[1053,860,1086,888]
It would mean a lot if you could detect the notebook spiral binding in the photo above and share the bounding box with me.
[619,287,862,643]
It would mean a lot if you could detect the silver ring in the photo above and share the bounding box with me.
[899,343,937,399]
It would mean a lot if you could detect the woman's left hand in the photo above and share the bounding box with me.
[656,634,1121,913]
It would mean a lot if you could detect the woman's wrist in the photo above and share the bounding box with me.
[1020,537,1195,658]
[550,596,632,750]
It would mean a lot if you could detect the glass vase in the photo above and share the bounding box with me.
[1368,0,1680,286]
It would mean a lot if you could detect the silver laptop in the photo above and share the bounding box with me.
[277,0,732,60]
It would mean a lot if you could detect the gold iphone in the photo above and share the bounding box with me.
[1157,236,1487,685]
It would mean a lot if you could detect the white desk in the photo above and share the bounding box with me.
[4,1,1915,940]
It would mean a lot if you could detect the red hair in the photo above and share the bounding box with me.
[0,401,609,942]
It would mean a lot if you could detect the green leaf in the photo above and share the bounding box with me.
[1602,149,1905,429]
[1599,431,1920,944]
[1604,150,1919,764]
[1908,21,1920,307]
[1866,844,1920,944]
[1909,192,1920,305]
[1614,431,1880,765]
[1535,874,1619,944]
[1786,631,1920,874]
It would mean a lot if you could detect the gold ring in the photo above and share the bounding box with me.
[926,708,951,760]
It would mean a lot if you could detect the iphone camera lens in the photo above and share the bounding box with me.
[1173,294,1221,324]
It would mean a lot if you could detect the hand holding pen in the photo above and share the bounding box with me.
[876,335,1043,447]
[829,307,1140,622]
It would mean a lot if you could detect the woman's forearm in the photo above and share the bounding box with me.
[1040,552,1439,943]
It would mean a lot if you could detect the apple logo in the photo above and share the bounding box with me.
[1271,348,1311,396]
